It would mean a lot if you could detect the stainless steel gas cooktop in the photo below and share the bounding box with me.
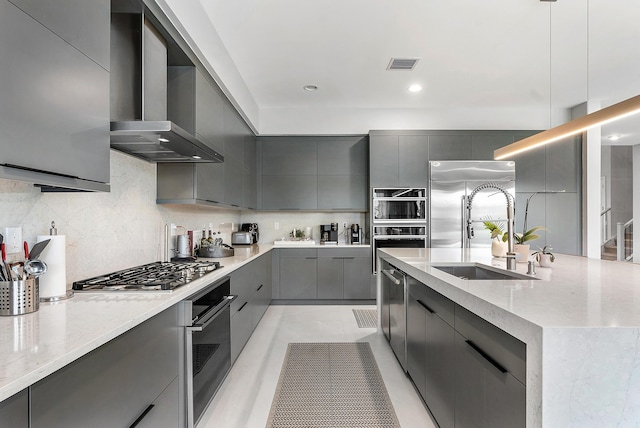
[72,261,222,292]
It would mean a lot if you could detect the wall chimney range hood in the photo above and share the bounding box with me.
[110,5,223,163]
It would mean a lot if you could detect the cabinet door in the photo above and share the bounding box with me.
[9,0,110,69]
[407,287,427,400]
[429,135,472,160]
[261,138,317,176]
[455,332,525,428]
[317,258,344,299]
[280,256,317,299]
[197,163,225,203]
[0,389,28,428]
[343,257,371,299]
[195,69,225,152]
[224,158,245,207]
[424,309,455,428]
[136,376,180,428]
[31,306,179,428]
[223,104,246,163]
[317,137,368,175]
[1,1,110,185]
[261,175,318,210]
[398,135,429,187]
[317,175,367,210]
[231,302,253,363]
[370,135,399,187]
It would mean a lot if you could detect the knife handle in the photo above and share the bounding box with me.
[23,241,29,259]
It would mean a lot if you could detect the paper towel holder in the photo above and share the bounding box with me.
[39,221,74,303]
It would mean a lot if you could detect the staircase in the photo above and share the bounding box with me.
[601,238,619,261]
[601,226,633,261]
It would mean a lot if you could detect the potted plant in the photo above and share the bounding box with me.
[513,226,546,263]
[482,219,509,257]
[532,245,555,267]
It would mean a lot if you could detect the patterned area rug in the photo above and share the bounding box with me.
[266,342,400,428]
[352,309,377,328]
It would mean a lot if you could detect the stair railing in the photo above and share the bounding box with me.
[616,219,633,261]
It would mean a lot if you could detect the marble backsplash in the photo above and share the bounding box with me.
[0,150,369,286]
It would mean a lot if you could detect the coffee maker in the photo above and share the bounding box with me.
[320,223,338,245]
[348,224,362,244]
[241,223,259,243]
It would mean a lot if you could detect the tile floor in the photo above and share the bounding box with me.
[199,305,436,428]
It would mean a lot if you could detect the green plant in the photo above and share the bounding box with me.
[482,218,509,242]
[531,245,555,262]
[513,226,546,245]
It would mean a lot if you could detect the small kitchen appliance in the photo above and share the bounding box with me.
[231,231,252,245]
[240,223,259,243]
[349,224,362,244]
[320,223,338,245]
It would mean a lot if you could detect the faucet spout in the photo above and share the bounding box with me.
[467,182,516,270]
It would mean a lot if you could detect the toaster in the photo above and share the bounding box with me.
[231,231,252,245]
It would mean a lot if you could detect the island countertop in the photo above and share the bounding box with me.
[378,248,640,428]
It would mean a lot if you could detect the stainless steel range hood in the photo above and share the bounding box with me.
[110,7,223,163]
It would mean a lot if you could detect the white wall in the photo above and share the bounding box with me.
[0,150,241,285]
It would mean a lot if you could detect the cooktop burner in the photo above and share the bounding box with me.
[72,261,222,291]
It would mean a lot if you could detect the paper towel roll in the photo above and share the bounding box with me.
[36,235,67,299]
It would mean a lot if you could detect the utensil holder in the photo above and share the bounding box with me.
[0,278,39,316]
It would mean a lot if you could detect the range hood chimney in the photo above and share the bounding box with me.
[110,9,223,163]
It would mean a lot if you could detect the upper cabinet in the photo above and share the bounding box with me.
[158,66,257,209]
[258,136,368,211]
[8,0,110,69]
[0,0,110,192]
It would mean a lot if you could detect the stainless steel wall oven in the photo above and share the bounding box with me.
[371,188,428,272]
[182,277,235,428]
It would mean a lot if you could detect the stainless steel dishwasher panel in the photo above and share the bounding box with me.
[382,264,407,372]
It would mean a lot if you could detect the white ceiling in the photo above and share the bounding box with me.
[155,0,640,143]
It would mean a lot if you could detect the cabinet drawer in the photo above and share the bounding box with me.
[454,305,526,385]
[279,248,317,258]
[231,302,253,363]
[409,280,454,327]
[317,247,369,258]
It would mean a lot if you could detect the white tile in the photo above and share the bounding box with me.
[198,305,436,428]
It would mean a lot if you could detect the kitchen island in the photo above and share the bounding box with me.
[378,247,640,428]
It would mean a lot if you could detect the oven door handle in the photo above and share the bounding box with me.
[188,295,236,332]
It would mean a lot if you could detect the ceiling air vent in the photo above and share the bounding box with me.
[387,58,419,70]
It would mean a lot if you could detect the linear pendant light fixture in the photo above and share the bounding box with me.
[494,94,640,159]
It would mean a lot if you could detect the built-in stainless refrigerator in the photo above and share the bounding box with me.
[429,160,516,248]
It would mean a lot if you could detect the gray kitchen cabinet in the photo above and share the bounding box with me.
[279,249,318,299]
[428,135,472,160]
[513,144,546,193]
[224,104,247,164]
[224,158,245,207]
[261,138,318,176]
[259,136,367,211]
[546,135,580,193]
[317,175,367,210]
[261,175,318,210]
[0,0,110,191]
[398,135,429,186]
[9,0,110,69]
[137,377,181,428]
[470,134,514,160]
[407,276,455,428]
[343,256,371,299]
[454,305,526,428]
[230,253,272,362]
[31,305,180,428]
[157,163,225,204]
[370,134,399,187]
[317,137,368,175]
[0,389,28,428]
[317,257,344,299]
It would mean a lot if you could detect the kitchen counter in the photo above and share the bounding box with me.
[272,241,370,248]
[0,244,273,403]
[379,248,640,428]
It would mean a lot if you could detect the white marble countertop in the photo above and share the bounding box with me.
[0,244,274,402]
[378,248,640,427]
[271,242,370,248]
[379,247,640,329]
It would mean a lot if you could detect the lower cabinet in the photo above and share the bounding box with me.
[0,389,28,428]
[405,276,526,428]
[31,305,180,428]
[230,252,272,363]
[277,248,372,300]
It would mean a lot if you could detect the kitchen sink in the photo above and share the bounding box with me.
[431,263,538,280]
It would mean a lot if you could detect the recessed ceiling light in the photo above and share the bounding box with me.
[608,135,621,141]
[303,85,318,92]
[158,137,170,143]
[192,155,202,159]
[408,84,422,93]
